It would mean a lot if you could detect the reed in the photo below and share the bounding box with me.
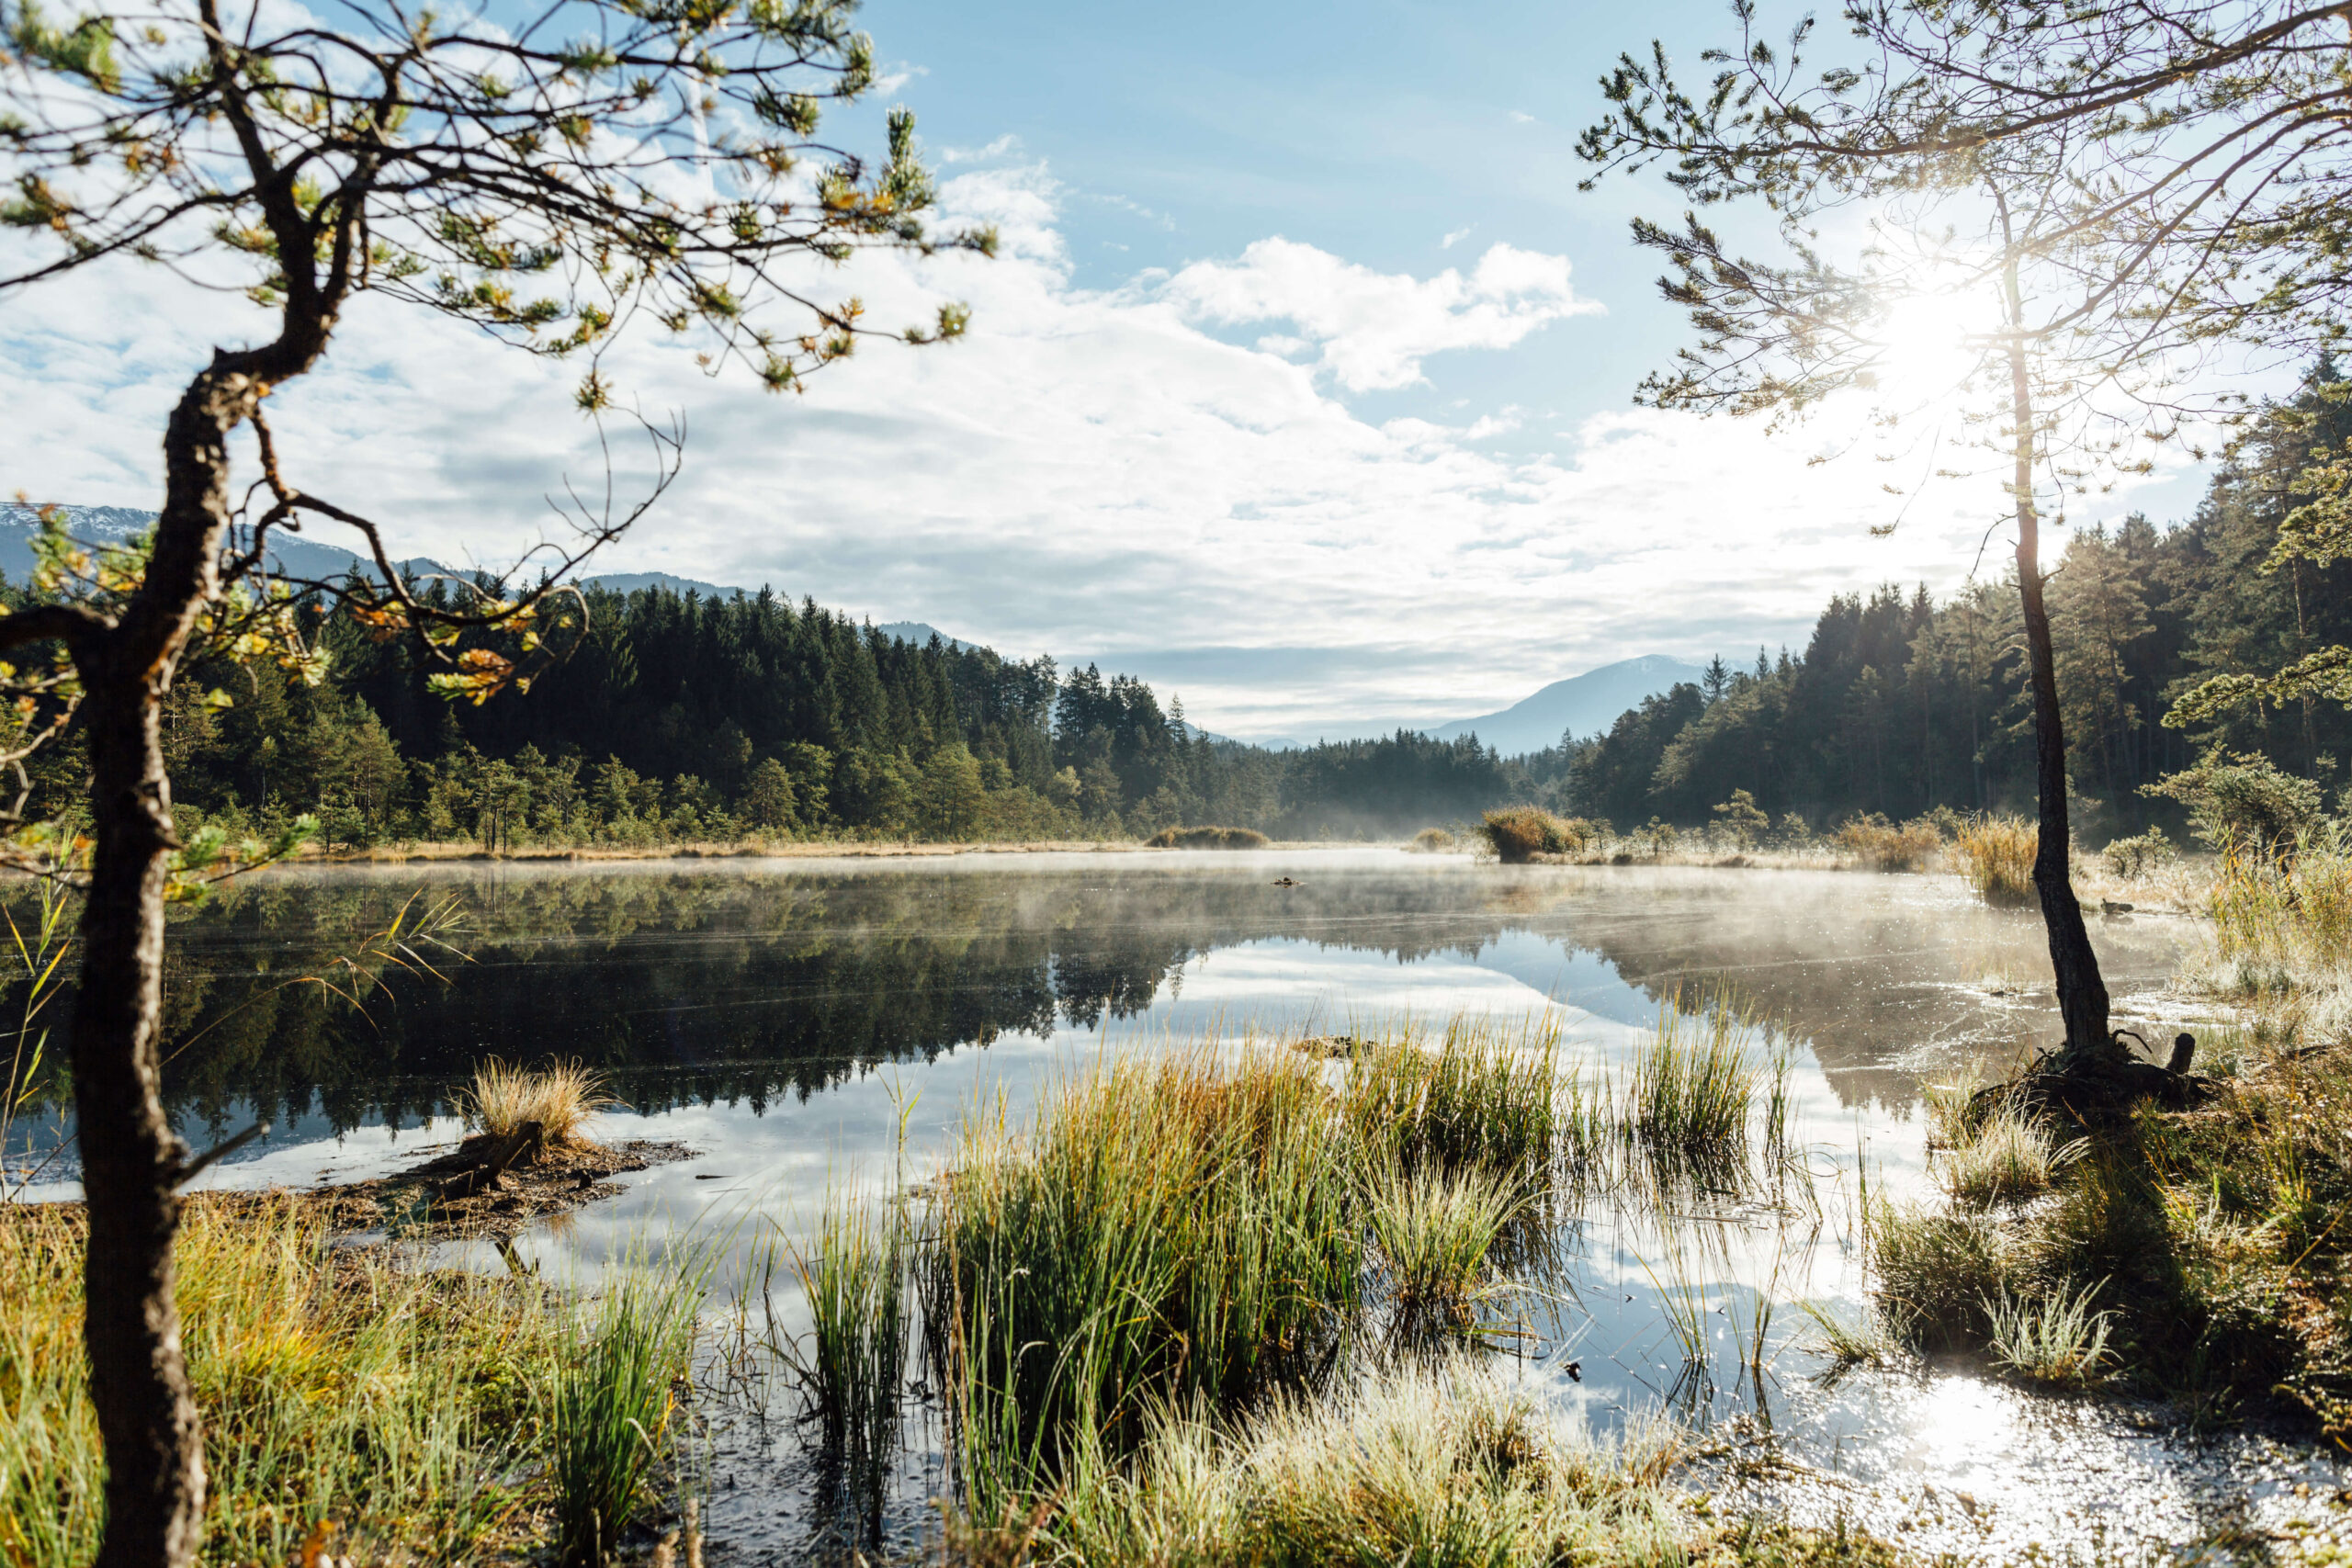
[1340,1020,1562,1200]
[1476,807,1592,863]
[925,1052,1363,1512]
[1833,814,1941,872]
[467,1056,615,1146]
[550,1256,707,1565]
[1033,1361,1690,1568]
[1365,1165,1522,1337]
[1953,817,2037,906]
[0,1198,560,1568]
[784,1195,907,1502]
[1623,995,1758,1172]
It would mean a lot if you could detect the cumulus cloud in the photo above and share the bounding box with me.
[1157,237,1601,392]
[0,163,2190,739]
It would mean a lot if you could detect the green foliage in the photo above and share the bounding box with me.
[2143,749,2326,853]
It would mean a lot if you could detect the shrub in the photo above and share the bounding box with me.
[1712,789,1770,849]
[1408,827,1458,853]
[2143,749,2326,854]
[2101,825,2177,878]
[1953,816,2037,905]
[1146,825,1272,850]
[1476,808,1590,863]
[1833,813,1941,872]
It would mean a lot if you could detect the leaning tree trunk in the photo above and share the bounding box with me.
[75,360,262,1568]
[2004,268,2116,1072]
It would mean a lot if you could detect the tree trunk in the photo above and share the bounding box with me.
[2004,265,2116,1071]
[74,669,203,1568]
[78,361,257,1567]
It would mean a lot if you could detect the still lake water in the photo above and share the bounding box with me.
[18,850,2346,1559]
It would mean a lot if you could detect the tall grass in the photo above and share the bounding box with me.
[0,1198,561,1567]
[782,1194,908,1529]
[1833,814,1942,872]
[1146,825,1272,850]
[1936,1101,2082,1209]
[551,1256,707,1565]
[1983,1280,2115,1388]
[1366,1166,1523,1338]
[924,1052,1363,1515]
[1340,1020,1562,1200]
[1954,817,2038,906]
[1623,995,1758,1175]
[467,1056,614,1146]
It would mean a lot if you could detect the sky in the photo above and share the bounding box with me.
[0,0,2256,742]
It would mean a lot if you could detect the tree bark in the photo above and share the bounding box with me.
[2004,262,2117,1071]
[77,360,266,1568]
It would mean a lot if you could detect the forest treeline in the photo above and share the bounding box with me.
[1556,368,2352,840]
[15,573,1526,847]
[19,368,2345,849]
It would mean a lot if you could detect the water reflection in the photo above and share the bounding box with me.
[17,849,2304,1562]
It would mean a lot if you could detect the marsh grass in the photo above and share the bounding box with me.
[1937,1102,2083,1209]
[1954,818,2037,906]
[1340,1020,1563,1200]
[924,1051,1363,1513]
[1870,1201,2016,1349]
[551,1253,708,1565]
[1146,825,1272,850]
[781,1193,907,1518]
[1031,1360,1690,1568]
[1833,814,1942,872]
[1366,1165,1524,1339]
[1476,807,1593,863]
[0,1198,561,1568]
[1799,1299,1898,1377]
[468,1056,615,1146]
[1983,1281,2115,1388]
[1623,995,1758,1177]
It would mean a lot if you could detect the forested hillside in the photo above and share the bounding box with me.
[12,572,1524,846]
[1561,367,2352,838]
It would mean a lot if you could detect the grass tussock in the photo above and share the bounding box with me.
[1832,813,1941,872]
[1936,1102,2083,1210]
[1146,825,1272,850]
[467,1056,614,1147]
[1983,1280,2115,1389]
[1476,807,1594,863]
[1015,1360,1693,1568]
[1623,995,1758,1175]
[0,1198,567,1567]
[1339,1019,1564,1200]
[1365,1166,1524,1337]
[1953,816,2037,906]
[1408,826,1460,853]
[551,1259,705,1565]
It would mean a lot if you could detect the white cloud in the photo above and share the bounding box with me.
[940,132,1022,164]
[1442,226,1474,250]
[1157,237,1602,392]
[0,164,2193,740]
[1508,109,1537,125]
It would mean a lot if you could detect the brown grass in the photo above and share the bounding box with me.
[1833,814,1942,872]
[1953,817,2038,905]
[463,1057,613,1147]
[1146,826,1272,850]
[1476,808,1592,864]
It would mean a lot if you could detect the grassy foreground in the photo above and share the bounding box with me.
[773,1015,1897,1567]
[1854,824,2352,1430]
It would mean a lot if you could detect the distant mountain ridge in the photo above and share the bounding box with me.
[1427,654,1706,755]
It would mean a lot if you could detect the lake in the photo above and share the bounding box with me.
[13,850,2342,1560]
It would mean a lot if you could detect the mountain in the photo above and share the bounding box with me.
[1427,655,1707,756]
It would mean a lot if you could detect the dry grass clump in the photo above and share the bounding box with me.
[1146,825,1272,850]
[1408,826,1460,853]
[1476,807,1592,863]
[466,1056,614,1146]
[1832,813,1942,872]
[1953,816,2037,905]
[0,1198,564,1567]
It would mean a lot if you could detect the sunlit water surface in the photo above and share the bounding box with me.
[17,850,2346,1561]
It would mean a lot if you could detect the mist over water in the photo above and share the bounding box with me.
[15,850,2333,1558]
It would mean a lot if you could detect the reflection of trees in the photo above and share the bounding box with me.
[22,862,2188,1134]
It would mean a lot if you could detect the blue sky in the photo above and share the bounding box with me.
[0,0,2235,741]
